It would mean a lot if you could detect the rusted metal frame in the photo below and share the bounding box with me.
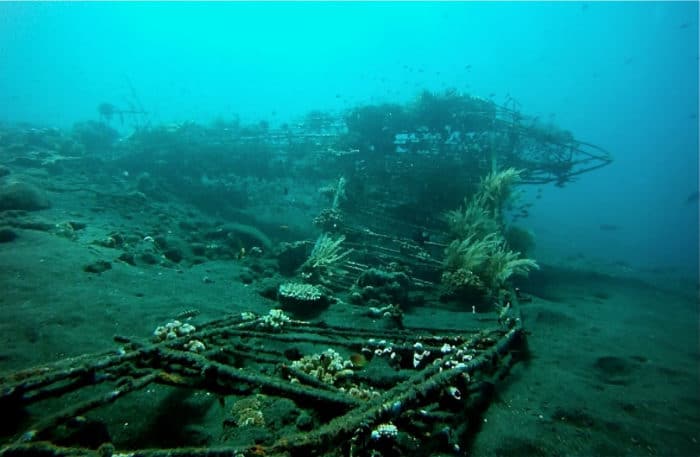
[1,313,521,457]
[21,372,159,444]
[278,365,345,393]
[0,328,521,457]
[307,322,486,341]
[1,321,489,410]
[0,351,146,407]
[0,442,96,457]
[205,342,282,367]
[0,318,261,407]
[155,348,360,409]
[266,324,523,454]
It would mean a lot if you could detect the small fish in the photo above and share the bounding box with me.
[349,353,368,368]
[599,224,620,231]
[175,308,200,320]
[686,191,699,204]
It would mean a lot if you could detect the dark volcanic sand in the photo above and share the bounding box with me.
[1,175,698,456]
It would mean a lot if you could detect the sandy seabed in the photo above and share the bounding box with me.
[0,184,698,457]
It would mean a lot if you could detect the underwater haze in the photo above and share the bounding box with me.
[1,1,697,278]
[0,2,699,457]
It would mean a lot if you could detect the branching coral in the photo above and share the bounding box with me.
[478,167,523,217]
[441,167,537,302]
[443,232,538,299]
[443,232,500,272]
[482,241,539,291]
[300,233,353,283]
[444,168,523,239]
[444,194,498,240]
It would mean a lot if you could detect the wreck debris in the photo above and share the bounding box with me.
[0,304,524,457]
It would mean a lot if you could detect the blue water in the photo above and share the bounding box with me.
[0,1,697,279]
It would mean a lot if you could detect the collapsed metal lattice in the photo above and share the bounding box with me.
[0,305,524,457]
